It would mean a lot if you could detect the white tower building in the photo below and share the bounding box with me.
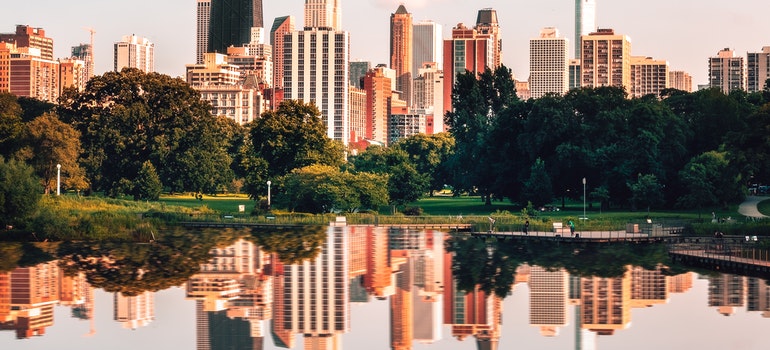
[529,27,569,98]
[574,0,596,59]
[113,34,154,72]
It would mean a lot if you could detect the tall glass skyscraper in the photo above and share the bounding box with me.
[207,0,264,54]
[574,0,596,59]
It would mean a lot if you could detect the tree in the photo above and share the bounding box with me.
[0,157,42,226]
[393,132,455,196]
[0,93,23,159]
[678,151,743,213]
[58,68,233,196]
[521,158,553,208]
[628,174,664,213]
[279,164,387,213]
[351,146,427,212]
[18,113,86,194]
[133,161,162,201]
[244,100,345,200]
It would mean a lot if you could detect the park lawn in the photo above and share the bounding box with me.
[757,198,770,216]
[409,196,520,216]
[159,194,255,214]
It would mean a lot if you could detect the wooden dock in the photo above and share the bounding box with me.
[469,230,675,243]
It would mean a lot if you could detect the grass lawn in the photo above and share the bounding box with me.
[757,198,770,216]
[159,193,255,214]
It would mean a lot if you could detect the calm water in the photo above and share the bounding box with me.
[1,225,768,350]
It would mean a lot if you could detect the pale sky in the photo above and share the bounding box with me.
[2,0,769,86]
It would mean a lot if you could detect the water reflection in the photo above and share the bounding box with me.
[1,226,769,349]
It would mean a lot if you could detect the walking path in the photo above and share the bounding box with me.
[738,196,769,219]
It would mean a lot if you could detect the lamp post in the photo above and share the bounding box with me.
[266,180,271,210]
[582,177,586,220]
[56,164,61,196]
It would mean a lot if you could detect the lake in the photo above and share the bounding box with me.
[1,225,768,350]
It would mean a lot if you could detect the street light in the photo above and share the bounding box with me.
[56,164,61,196]
[581,177,587,220]
[266,180,272,210]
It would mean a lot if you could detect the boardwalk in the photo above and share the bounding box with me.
[471,230,677,243]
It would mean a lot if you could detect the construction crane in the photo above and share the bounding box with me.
[82,27,96,78]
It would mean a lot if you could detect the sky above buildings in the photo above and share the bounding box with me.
[2,0,768,86]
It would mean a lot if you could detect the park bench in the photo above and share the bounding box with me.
[552,222,571,235]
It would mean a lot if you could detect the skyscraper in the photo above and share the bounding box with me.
[0,25,54,61]
[443,23,495,114]
[71,43,94,80]
[113,34,154,72]
[390,4,413,107]
[270,15,295,90]
[207,0,263,54]
[580,28,631,91]
[575,0,596,58]
[529,27,569,98]
[708,48,744,94]
[747,46,770,93]
[630,56,669,98]
[475,8,502,69]
[284,0,350,144]
[196,0,211,64]
[668,70,693,92]
[412,20,442,80]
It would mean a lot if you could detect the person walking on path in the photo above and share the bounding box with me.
[523,220,529,235]
[568,220,575,236]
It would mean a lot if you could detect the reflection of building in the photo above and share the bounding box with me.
[279,226,350,347]
[580,272,631,335]
[747,277,770,317]
[114,291,154,329]
[629,266,668,307]
[529,266,568,336]
[391,250,413,350]
[0,262,59,339]
[707,273,745,316]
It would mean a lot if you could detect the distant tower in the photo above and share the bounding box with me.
[442,23,495,115]
[475,8,502,69]
[390,4,413,107]
[412,20,443,79]
[113,34,154,72]
[747,46,770,93]
[529,27,569,98]
[304,0,341,30]
[668,71,693,92]
[0,25,54,60]
[196,0,211,64]
[575,0,596,59]
[630,56,669,98]
[708,48,745,94]
[208,0,264,54]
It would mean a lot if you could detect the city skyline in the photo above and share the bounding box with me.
[2,0,768,87]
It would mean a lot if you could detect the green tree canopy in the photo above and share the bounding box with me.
[0,157,42,226]
[58,68,234,196]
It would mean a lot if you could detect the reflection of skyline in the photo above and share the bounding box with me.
[3,229,770,348]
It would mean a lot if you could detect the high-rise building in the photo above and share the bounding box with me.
[668,70,693,92]
[0,42,16,93]
[9,48,60,103]
[630,56,669,98]
[269,16,295,87]
[529,266,568,336]
[574,0,596,59]
[284,0,349,144]
[442,23,495,114]
[708,48,744,94]
[304,0,341,30]
[475,8,502,69]
[363,65,394,145]
[113,34,154,72]
[349,86,367,145]
[114,291,154,330]
[389,112,425,144]
[390,4,413,108]
[747,46,770,93]
[412,20,442,80]
[529,27,569,98]
[0,25,54,61]
[349,60,371,89]
[196,0,211,64]
[568,59,581,90]
[58,58,87,93]
[207,0,263,54]
[580,28,631,91]
[413,62,444,134]
[71,43,94,80]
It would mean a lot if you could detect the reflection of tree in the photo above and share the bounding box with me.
[56,228,231,296]
[448,234,678,298]
[0,242,57,271]
[250,226,326,265]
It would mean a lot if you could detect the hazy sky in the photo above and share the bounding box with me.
[2,0,769,86]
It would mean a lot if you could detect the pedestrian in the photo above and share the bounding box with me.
[568,220,575,236]
[523,220,529,235]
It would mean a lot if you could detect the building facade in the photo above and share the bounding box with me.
[708,48,744,94]
[412,20,443,80]
[442,23,494,115]
[668,70,693,92]
[207,0,263,54]
[71,43,94,80]
[747,46,770,93]
[113,34,154,72]
[9,48,60,103]
[475,8,502,70]
[0,25,54,61]
[630,56,669,98]
[529,27,569,98]
[580,28,631,91]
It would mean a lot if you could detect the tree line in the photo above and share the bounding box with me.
[2,67,770,224]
